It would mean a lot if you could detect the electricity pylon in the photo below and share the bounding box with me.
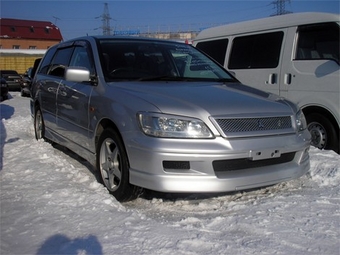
[271,0,292,16]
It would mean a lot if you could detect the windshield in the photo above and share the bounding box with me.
[98,39,234,82]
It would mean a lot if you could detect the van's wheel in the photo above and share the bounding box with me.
[34,108,45,140]
[306,113,339,153]
[96,128,141,202]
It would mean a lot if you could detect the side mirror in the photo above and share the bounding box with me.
[65,67,91,83]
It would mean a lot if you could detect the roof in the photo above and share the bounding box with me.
[195,12,340,41]
[0,18,63,41]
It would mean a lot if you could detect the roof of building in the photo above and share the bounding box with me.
[0,18,63,41]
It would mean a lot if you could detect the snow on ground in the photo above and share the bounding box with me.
[1,92,339,255]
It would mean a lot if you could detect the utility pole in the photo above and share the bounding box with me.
[271,0,292,16]
[101,3,112,35]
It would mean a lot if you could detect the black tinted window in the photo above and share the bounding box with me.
[296,22,339,64]
[229,32,283,69]
[48,47,74,77]
[196,39,228,65]
[37,48,56,75]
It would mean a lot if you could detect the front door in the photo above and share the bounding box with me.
[56,42,96,151]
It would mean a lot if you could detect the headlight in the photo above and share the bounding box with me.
[138,112,214,138]
[296,109,307,132]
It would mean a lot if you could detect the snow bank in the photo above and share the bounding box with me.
[1,93,339,255]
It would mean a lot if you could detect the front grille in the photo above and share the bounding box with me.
[213,152,296,177]
[213,116,293,137]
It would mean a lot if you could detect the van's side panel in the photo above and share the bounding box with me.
[225,29,287,96]
[280,26,340,125]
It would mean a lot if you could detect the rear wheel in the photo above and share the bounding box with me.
[306,113,339,153]
[34,108,45,140]
[96,128,141,202]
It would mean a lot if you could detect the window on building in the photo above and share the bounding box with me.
[45,27,50,34]
[30,26,35,33]
[12,45,20,49]
[10,26,16,32]
[29,46,37,49]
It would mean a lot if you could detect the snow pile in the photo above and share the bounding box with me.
[1,93,339,255]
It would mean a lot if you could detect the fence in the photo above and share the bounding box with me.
[0,50,46,74]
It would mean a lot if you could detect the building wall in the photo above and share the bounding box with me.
[0,38,60,49]
[0,53,44,74]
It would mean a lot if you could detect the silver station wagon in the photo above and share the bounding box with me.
[30,36,311,201]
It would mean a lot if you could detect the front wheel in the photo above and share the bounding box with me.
[34,108,45,140]
[96,128,141,202]
[306,113,339,153]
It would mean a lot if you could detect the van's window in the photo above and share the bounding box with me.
[48,47,74,77]
[196,39,228,65]
[295,22,339,64]
[229,32,284,69]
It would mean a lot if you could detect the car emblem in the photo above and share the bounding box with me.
[258,120,265,129]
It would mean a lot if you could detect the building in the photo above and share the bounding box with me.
[0,18,63,49]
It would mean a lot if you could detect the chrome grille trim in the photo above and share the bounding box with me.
[211,116,294,138]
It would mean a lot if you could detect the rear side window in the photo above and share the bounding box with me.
[228,31,284,69]
[196,39,229,65]
[37,48,56,75]
[48,47,74,77]
[295,22,339,64]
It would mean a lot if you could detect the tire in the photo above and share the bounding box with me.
[96,128,141,202]
[306,113,339,153]
[34,108,45,140]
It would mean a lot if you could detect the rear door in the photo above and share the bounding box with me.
[226,30,286,96]
[36,45,73,131]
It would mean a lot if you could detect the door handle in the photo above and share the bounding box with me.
[267,73,277,84]
[284,73,292,85]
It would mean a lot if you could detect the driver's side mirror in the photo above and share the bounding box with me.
[65,67,91,83]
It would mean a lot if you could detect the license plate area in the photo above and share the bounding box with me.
[250,149,281,161]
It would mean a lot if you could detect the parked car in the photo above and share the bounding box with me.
[20,67,33,97]
[0,78,9,101]
[30,36,311,202]
[194,12,340,153]
[0,70,22,91]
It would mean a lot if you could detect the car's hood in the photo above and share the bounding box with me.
[113,81,293,117]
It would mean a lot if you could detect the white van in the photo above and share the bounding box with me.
[194,12,339,153]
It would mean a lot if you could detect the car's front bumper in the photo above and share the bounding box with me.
[127,131,311,193]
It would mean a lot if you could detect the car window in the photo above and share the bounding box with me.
[99,40,233,81]
[48,47,74,77]
[37,48,56,75]
[228,31,284,69]
[69,45,95,74]
[196,38,229,66]
[295,22,339,64]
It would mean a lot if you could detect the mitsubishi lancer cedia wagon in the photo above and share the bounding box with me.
[30,36,311,201]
